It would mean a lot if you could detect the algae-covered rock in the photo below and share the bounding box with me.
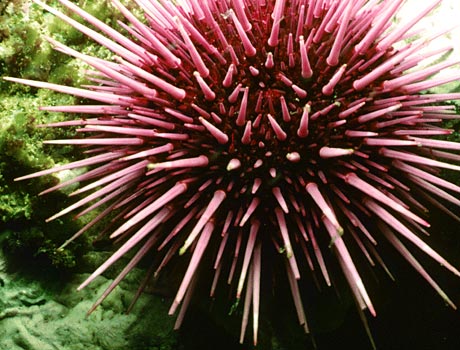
[0,239,178,350]
[0,0,124,267]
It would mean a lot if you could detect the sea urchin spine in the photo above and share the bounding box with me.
[5,0,460,346]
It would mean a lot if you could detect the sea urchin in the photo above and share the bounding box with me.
[5,0,460,346]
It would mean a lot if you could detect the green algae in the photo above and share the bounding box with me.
[0,0,124,264]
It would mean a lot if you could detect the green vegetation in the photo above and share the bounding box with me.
[0,0,123,269]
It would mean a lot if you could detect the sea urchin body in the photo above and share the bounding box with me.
[6,0,460,346]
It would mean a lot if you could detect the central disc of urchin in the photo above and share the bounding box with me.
[184,14,358,215]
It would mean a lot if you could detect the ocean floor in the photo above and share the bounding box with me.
[0,243,177,350]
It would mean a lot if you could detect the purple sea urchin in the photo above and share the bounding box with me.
[5,0,460,346]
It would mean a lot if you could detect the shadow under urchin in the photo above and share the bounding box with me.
[5,0,460,348]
